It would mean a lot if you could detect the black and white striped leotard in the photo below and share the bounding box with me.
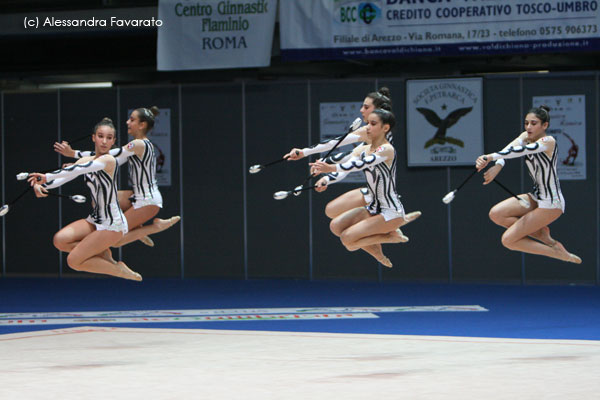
[385,130,393,145]
[76,139,163,209]
[43,157,128,232]
[491,136,565,211]
[84,162,128,232]
[321,131,394,204]
[126,139,162,208]
[524,142,564,211]
[326,144,405,221]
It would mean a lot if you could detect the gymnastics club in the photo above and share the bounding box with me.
[441,166,529,209]
[0,189,87,217]
[273,183,327,200]
[479,155,530,208]
[16,164,73,180]
[248,154,292,174]
[492,179,530,208]
[16,170,65,180]
[0,186,32,217]
[45,192,87,203]
[25,175,87,203]
[60,133,93,146]
[292,117,362,196]
[1,175,87,217]
[442,169,478,204]
[16,170,65,181]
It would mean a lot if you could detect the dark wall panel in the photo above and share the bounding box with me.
[1,93,3,277]
[452,77,524,282]
[246,82,310,279]
[181,84,244,278]
[522,76,597,283]
[4,92,59,275]
[118,87,182,278]
[0,72,598,285]
[309,80,381,280]
[379,78,449,282]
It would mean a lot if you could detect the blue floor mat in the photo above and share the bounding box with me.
[1,278,599,340]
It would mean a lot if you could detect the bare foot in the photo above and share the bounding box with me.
[552,241,582,264]
[377,256,393,268]
[390,229,409,243]
[401,211,422,226]
[116,261,143,281]
[139,236,154,247]
[533,226,556,247]
[100,249,117,265]
[152,216,181,233]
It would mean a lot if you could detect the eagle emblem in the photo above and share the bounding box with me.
[416,107,473,148]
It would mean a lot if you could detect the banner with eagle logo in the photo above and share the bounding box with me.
[406,78,483,167]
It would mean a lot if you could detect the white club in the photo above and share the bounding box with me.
[70,195,87,203]
[442,190,456,204]
[293,185,303,196]
[350,117,362,131]
[273,191,289,200]
[248,165,262,174]
[16,172,29,181]
[0,205,8,217]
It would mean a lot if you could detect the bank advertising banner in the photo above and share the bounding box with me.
[406,78,483,167]
[157,0,277,70]
[279,0,600,61]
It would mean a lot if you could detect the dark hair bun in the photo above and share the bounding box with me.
[149,106,160,117]
[379,102,392,112]
[378,87,391,99]
[102,117,113,124]
[539,105,551,113]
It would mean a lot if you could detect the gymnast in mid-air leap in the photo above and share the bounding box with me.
[475,105,581,264]
[310,109,417,268]
[54,106,180,248]
[29,118,142,281]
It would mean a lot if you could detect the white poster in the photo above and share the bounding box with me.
[157,0,277,71]
[406,78,483,167]
[319,102,364,184]
[128,108,172,186]
[279,0,600,61]
[532,95,586,180]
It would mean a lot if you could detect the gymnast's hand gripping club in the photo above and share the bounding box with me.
[250,117,362,175]
[276,143,393,201]
[475,151,532,208]
[292,117,363,194]
[280,146,393,202]
[29,161,107,200]
[0,177,86,218]
[17,147,132,180]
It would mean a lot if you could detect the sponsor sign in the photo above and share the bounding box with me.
[406,78,484,166]
[280,0,600,61]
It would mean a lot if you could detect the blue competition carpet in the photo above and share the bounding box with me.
[1,278,599,340]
